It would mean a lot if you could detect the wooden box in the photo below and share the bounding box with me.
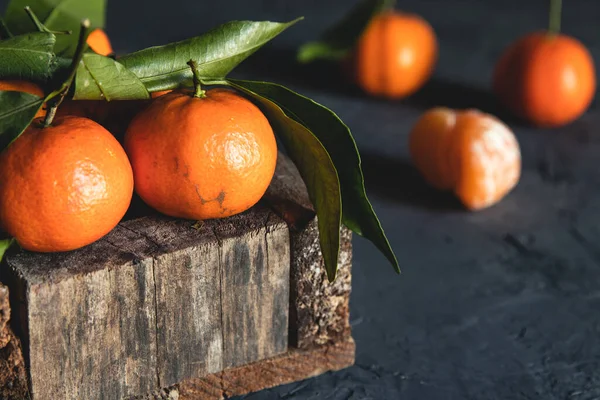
[0,154,354,399]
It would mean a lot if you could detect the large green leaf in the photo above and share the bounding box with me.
[297,0,392,63]
[4,0,106,56]
[119,18,302,93]
[73,53,149,100]
[0,32,56,81]
[0,91,44,151]
[228,80,342,281]
[229,79,399,274]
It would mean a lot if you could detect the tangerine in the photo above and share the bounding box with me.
[354,11,437,99]
[409,108,521,210]
[87,28,113,56]
[493,32,596,127]
[0,116,134,252]
[124,88,277,220]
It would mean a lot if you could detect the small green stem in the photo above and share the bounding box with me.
[43,19,90,127]
[187,60,206,98]
[0,17,13,39]
[548,0,562,35]
[24,6,72,35]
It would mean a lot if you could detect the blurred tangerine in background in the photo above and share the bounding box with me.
[353,10,437,99]
[493,32,595,128]
[87,28,113,56]
[493,0,595,127]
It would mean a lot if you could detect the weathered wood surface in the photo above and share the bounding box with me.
[177,337,355,400]
[265,156,353,349]
[128,338,355,400]
[0,153,354,399]
[2,206,290,399]
[0,283,28,400]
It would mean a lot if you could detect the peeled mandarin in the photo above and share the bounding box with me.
[409,107,521,210]
[451,110,521,210]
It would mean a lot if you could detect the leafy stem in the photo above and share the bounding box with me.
[187,60,207,98]
[548,0,562,35]
[24,6,72,35]
[43,19,90,127]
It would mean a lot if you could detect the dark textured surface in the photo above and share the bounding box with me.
[162,1,600,398]
[3,0,600,398]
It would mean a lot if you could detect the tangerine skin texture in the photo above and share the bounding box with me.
[87,29,113,56]
[124,88,278,220]
[0,80,45,118]
[410,108,521,210]
[493,32,596,127]
[0,116,134,252]
[355,11,437,99]
[408,107,457,190]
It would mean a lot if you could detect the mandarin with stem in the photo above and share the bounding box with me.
[0,116,134,252]
[124,65,277,220]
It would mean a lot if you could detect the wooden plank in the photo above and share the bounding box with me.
[153,244,224,386]
[3,202,291,399]
[0,282,28,400]
[175,338,355,400]
[23,242,158,399]
[0,152,351,399]
[0,327,28,400]
[126,338,355,400]
[264,155,353,349]
[214,209,290,369]
[0,282,10,348]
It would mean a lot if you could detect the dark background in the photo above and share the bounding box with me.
[12,0,600,398]
[114,1,600,399]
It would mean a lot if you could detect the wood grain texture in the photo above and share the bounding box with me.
[290,222,353,349]
[0,153,354,399]
[2,202,290,399]
[0,327,28,400]
[214,209,290,370]
[265,155,353,349]
[0,283,28,400]
[0,282,10,348]
[175,337,355,400]
[25,252,158,399]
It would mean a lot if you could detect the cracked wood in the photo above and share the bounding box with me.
[2,198,290,399]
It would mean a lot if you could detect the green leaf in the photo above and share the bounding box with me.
[229,79,399,274]
[4,0,106,56]
[73,53,149,100]
[119,18,302,93]
[297,0,392,63]
[0,32,56,81]
[0,91,44,151]
[0,238,15,262]
[228,80,342,281]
